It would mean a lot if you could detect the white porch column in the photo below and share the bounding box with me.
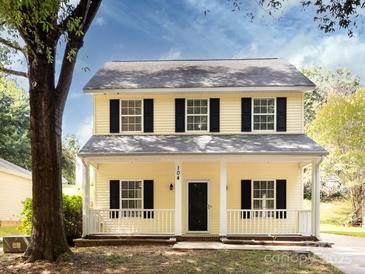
[311,159,321,238]
[175,162,182,236]
[81,159,90,237]
[219,161,227,236]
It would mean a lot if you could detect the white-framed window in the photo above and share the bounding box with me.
[120,180,143,210]
[121,100,143,132]
[252,180,275,217]
[253,98,275,131]
[186,99,209,131]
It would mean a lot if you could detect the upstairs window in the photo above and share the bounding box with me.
[186,99,208,131]
[253,98,275,130]
[121,100,142,132]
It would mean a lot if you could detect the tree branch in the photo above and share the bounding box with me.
[56,0,102,111]
[0,37,26,55]
[0,66,28,78]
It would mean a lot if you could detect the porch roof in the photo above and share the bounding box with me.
[79,134,327,157]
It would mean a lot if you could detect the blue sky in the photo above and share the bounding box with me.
[23,0,365,144]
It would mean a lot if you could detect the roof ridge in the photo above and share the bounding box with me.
[109,58,280,63]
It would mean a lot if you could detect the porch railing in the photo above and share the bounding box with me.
[88,209,175,235]
[227,209,312,235]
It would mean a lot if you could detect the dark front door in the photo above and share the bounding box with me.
[188,182,208,231]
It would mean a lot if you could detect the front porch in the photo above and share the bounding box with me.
[78,154,322,239]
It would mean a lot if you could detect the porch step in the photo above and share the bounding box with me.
[74,237,176,247]
[85,234,172,240]
[221,238,333,247]
[226,235,317,241]
[177,235,221,242]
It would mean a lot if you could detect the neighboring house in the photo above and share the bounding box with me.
[0,158,32,227]
[78,58,327,239]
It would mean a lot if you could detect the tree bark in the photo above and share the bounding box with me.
[24,52,71,261]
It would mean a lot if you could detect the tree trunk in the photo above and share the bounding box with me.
[24,53,71,261]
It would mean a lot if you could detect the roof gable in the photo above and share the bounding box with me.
[84,58,315,91]
[0,158,31,179]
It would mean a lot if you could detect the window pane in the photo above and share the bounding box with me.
[122,200,128,209]
[129,200,135,209]
[253,200,262,209]
[267,200,274,209]
[122,190,128,198]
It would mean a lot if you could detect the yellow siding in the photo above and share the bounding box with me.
[0,171,32,222]
[92,162,303,235]
[93,92,304,135]
[227,163,302,210]
[94,163,175,210]
[227,163,302,234]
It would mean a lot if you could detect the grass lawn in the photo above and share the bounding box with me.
[0,226,20,237]
[304,199,365,238]
[321,224,365,237]
[0,245,342,273]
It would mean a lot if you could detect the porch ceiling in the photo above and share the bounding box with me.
[79,134,327,162]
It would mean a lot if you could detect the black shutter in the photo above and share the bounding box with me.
[143,99,154,133]
[109,100,120,133]
[175,98,185,132]
[110,180,120,218]
[143,180,154,219]
[209,98,220,132]
[276,97,287,132]
[276,179,287,219]
[241,180,251,219]
[241,98,252,132]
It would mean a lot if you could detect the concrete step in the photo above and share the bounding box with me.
[74,237,176,247]
[220,237,333,247]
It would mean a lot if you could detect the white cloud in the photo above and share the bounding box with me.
[160,48,182,60]
[76,117,93,146]
[95,17,106,26]
[277,34,365,81]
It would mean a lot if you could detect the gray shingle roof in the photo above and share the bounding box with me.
[84,58,315,91]
[79,134,327,156]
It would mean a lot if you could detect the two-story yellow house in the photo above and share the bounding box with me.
[78,58,326,240]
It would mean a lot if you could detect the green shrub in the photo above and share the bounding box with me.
[17,195,82,245]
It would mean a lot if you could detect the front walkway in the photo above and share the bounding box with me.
[173,234,365,274]
[311,233,365,274]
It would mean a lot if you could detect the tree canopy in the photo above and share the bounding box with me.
[301,67,360,125]
[308,89,365,223]
[258,0,365,36]
[0,0,101,261]
[0,76,30,169]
